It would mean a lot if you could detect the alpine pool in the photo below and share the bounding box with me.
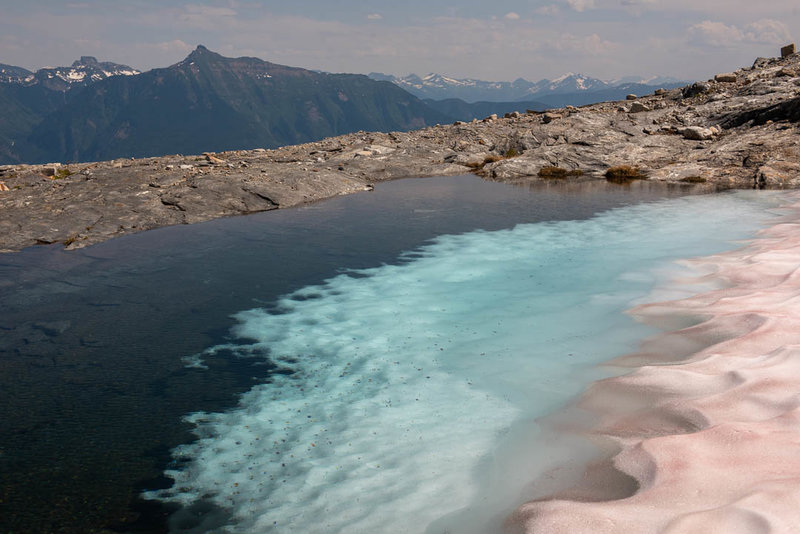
[0,175,787,533]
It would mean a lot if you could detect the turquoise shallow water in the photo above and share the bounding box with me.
[141,184,786,533]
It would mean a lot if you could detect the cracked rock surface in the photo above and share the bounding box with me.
[2,53,800,252]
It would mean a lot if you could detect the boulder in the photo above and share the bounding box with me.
[781,44,796,58]
[626,94,638,100]
[679,126,715,141]
[0,182,9,192]
[629,102,651,113]
[682,82,711,98]
[543,113,562,124]
[654,88,667,96]
[714,73,737,83]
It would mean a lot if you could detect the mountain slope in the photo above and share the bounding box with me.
[0,83,68,163]
[10,46,450,164]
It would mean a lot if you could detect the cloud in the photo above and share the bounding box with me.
[689,18,792,47]
[535,5,560,15]
[367,13,382,20]
[179,5,237,28]
[504,12,521,20]
[546,32,618,55]
[565,0,595,12]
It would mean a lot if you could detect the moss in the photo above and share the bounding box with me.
[605,165,647,184]
[53,167,74,180]
[538,166,567,179]
[504,148,520,158]
[679,176,707,183]
[538,167,585,179]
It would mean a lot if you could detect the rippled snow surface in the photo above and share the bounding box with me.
[147,192,783,533]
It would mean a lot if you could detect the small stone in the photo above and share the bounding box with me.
[165,164,175,170]
[482,114,498,122]
[781,43,796,58]
[179,164,193,170]
[629,102,651,113]
[654,88,667,96]
[0,182,9,191]
[626,94,637,100]
[714,73,737,83]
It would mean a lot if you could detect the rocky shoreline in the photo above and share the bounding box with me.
[1,51,799,253]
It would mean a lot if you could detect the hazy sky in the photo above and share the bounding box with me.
[1,1,797,82]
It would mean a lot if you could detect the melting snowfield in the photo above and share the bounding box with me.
[146,191,787,533]
[511,196,800,533]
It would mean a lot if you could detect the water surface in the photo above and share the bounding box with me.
[0,176,781,533]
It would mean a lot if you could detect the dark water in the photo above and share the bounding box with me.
[0,176,706,532]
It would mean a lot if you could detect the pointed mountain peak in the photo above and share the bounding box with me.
[189,45,216,57]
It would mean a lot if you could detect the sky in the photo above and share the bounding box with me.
[0,1,798,82]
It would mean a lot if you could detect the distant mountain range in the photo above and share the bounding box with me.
[0,56,140,90]
[0,47,450,164]
[368,71,689,105]
[1,47,691,165]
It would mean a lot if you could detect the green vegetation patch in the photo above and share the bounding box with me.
[53,167,74,179]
